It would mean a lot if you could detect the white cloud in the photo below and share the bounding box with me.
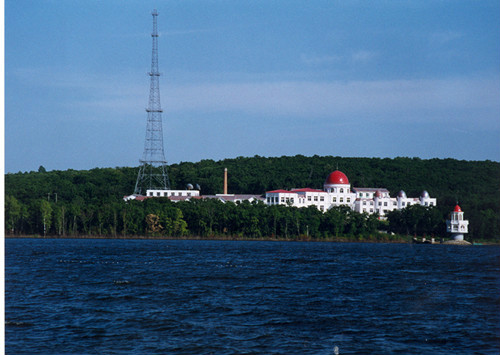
[9,66,500,129]
[163,28,214,36]
[300,50,377,66]
[429,30,463,45]
[300,54,341,65]
[351,50,377,63]
[164,77,500,126]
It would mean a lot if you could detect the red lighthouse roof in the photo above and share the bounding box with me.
[325,170,349,185]
[454,205,462,212]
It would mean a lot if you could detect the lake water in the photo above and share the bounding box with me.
[5,238,500,354]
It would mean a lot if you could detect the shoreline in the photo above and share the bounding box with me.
[5,234,499,245]
[5,234,410,243]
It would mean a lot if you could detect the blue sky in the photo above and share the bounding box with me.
[5,0,500,173]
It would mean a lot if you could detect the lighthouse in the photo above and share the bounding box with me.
[446,205,469,241]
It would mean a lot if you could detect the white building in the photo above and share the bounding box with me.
[446,204,469,241]
[146,189,200,198]
[265,170,436,217]
[123,189,199,201]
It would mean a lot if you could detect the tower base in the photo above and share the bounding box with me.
[451,233,464,241]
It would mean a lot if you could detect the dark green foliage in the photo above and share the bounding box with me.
[386,205,444,237]
[4,156,500,240]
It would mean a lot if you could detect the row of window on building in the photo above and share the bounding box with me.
[147,190,199,197]
[266,196,353,204]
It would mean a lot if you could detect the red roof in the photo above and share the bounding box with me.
[291,188,324,193]
[266,189,295,194]
[454,205,462,212]
[324,170,349,185]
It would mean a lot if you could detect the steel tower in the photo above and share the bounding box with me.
[134,9,170,195]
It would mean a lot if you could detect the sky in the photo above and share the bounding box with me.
[5,0,500,173]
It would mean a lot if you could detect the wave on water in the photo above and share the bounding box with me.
[113,280,131,285]
[5,239,500,355]
[5,321,33,327]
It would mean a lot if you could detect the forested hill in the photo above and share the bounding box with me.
[5,155,500,239]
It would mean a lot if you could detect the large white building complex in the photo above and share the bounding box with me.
[265,170,436,217]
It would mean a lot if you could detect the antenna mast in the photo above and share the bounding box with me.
[134,9,170,195]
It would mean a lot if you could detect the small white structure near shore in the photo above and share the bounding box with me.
[446,204,469,241]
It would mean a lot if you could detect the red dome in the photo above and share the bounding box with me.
[325,170,349,185]
[454,205,462,212]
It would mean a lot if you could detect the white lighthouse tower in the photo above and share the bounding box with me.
[446,205,469,241]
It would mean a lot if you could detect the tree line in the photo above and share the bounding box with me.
[5,155,500,240]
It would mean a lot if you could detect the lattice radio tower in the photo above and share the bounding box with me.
[134,9,171,195]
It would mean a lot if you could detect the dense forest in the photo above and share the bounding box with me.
[5,155,500,241]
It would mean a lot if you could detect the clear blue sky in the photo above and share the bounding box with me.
[5,0,500,173]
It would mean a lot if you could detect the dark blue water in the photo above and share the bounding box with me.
[5,238,500,355]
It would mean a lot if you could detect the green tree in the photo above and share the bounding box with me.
[52,204,65,236]
[5,195,22,234]
[146,213,163,235]
[322,206,349,237]
[40,199,52,236]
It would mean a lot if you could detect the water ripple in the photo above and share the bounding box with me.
[5,239,500,354]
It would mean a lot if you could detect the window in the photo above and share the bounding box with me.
[157,192,161,196]
[307,196,311,201]
[314,196,318,201]
[363,201,366,205]
[340,197,344,203]
[281,197,284,203]
[402,202,406,206]
[384,202,388,206]
[187,193,191,197]
[378,202,382,206]
[320,205,324,211]
[370,209,373,212]
[393,201,397,206]
[430,202,434,206]
[347,198,350,203]
[320,196,324,201]
[370,201,374,205]
[332,197,337,202]
[347,189,350,193]
[340,188,344,193]
[290,198,294,203]
[149,192,153,196]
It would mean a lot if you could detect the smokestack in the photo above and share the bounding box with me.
[224,168,228,195]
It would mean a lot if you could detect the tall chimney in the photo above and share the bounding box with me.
[223,168,228,195]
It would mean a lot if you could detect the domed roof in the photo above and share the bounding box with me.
[398,190,407,198]
[454,205,462,212]
[375,190,383,198]
[324,170,349,185]
[421,190,430,198]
